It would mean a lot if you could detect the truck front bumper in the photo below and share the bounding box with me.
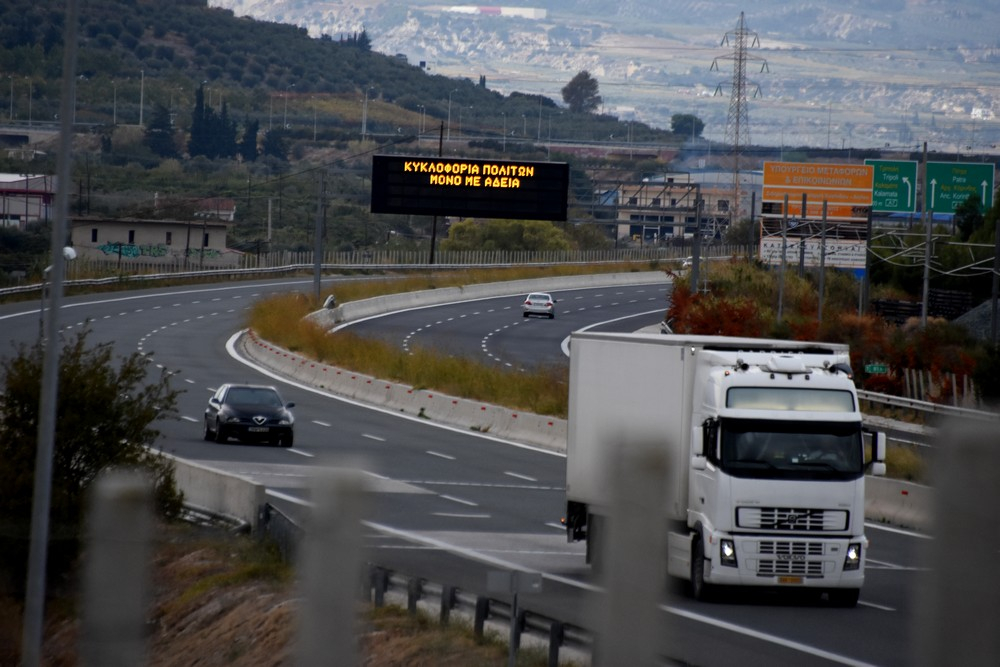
[704,531,867,589]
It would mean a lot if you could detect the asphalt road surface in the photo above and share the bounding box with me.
[1,278,933,666]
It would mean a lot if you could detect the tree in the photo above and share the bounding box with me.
[954,195,984,242]
[260,128,289,161]
[561,71,602,114]
[238,117,260,162]
[671,113,705,140]
[144,103,179,158]
[0,325,183,595]
[441,219,572,252]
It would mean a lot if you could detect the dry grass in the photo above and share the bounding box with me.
[18,522,580,666]
[884,443,927,483]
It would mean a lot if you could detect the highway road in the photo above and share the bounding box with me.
[0,277,933,666]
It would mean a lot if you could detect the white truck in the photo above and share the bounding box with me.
[563,331,886,607]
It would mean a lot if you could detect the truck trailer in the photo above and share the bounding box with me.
[563,331,886,607]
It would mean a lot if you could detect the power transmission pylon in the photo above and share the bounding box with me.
[712,12,768,228]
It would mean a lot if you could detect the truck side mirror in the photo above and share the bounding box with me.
[696,419,717,468]
[869,431,886,477]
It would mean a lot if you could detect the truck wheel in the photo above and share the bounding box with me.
[691,536,713,602]
[828,588,860,608]
[586,514,603,574]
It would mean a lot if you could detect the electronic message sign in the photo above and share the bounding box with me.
[370,155,569,221]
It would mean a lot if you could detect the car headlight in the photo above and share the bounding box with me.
[720,539,737,568]
[843,542,862,571]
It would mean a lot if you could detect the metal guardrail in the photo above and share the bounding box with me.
[858,389,1000,422]
[259,501,589,666]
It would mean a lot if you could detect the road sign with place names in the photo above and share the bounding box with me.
[924,161,995,214]
[865,159,918,213]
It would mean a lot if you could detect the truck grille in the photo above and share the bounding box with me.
[737,507,849,531]
[756,540,827,578]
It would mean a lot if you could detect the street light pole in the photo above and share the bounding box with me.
[283,83,294,129]
[361,86,374,137]
[139,69,144,126]
[22,0,79,662]
[447,88,457,141]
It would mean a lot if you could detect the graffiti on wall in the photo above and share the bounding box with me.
[98,242,169,258]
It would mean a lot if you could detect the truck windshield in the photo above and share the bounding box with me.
[719,418,864,480]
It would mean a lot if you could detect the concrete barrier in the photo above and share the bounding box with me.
[309,271,671,330]
[163,453,265,530]
[865,476,932,532]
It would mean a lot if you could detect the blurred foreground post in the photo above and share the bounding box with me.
[592,441,669,666]
[294,467,370,667]
[914,421,1000,666]
[80,472,154,667]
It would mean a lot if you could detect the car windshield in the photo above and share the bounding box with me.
[528,293,549,301]
[719,418,864,480]
[227,387,282,407]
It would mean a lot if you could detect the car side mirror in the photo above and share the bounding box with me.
[209,397,220,406]
[286,402,295,409]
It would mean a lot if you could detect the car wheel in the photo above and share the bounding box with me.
[522,312,529,318]
[548,312,555,319]
[203,418,214,442]
[213,419,227,443]
[278,432,294,448]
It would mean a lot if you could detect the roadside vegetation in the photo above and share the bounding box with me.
[248,263,662,417]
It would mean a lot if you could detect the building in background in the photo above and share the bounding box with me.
[0,173,55,228]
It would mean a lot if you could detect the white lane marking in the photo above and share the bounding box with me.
[287,448,314,458]
[363,433,386,442]
[865,522,932,540]
[184,379,195,384]
[312,420,332,427]
[504,471,537,482]
[858,600,896,611]
[427,450,456,460]
[440,494,478,507]
[545,522,566,531]
[433,513,491,519]
[181,416,199,423]
[662,604,884,666]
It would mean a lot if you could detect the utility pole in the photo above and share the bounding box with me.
[711,12,768,229]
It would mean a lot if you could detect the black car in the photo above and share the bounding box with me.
[203,383,295,447]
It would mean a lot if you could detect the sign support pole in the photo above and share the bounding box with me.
[921,141,931,327]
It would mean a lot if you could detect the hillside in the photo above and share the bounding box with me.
[0,0,676,148]
[212,0,1000,151]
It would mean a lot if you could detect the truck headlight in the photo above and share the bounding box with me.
[844,543,861,571]
[720,539,737,568]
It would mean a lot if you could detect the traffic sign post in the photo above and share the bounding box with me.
[924,162,995,214]
[866,159,917,213]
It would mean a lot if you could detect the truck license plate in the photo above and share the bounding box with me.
[777,576,803,585]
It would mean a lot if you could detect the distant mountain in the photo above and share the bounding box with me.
[211,0,1000,151]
